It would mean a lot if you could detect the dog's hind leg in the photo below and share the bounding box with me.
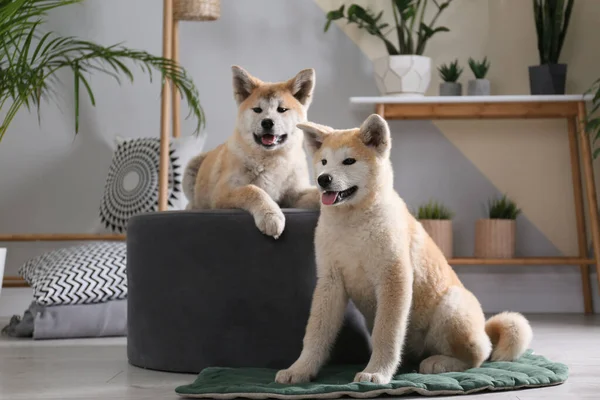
[420,286,492,374]
[182,153,206,206]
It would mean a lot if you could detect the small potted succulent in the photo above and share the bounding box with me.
[417,200,454,259]
[467,57,491,96]
[438,60,463,96]
[474,195,522,258]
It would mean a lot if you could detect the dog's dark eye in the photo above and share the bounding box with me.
[277,107,288,113]
[252,107,263,113]
[321,159,327,166]
[342,158,356,165]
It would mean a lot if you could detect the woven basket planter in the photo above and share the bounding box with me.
[420,220,453,259]
[474,219,516,258]
[174,0,220,21]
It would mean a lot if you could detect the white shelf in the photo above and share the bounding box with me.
[350,94,593,105]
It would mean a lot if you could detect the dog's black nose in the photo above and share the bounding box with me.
[317,174,333,188]
[261,119,274,130]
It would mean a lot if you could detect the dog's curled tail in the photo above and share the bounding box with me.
[183,153,206,204]
[485,311,533,361]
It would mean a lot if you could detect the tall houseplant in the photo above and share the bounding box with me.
[324,0,453,96]
[529,0,574,95]
[0,0,205,142]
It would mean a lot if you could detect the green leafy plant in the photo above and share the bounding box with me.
[532,0,574,65]
[417,200,454,220]
[438,59,462,82]
[324,0,453,56]
[487,195,521,220]
[585,80,600,159]
[0,0,205,142]
[468,57,490,79]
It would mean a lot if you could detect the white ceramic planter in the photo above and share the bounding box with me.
[0,248,5,297]
[373,55,432,96]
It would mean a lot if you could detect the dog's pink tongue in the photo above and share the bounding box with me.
[261,134,277,145]
[321,192,338,206]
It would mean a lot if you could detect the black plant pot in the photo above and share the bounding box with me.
[528,64,567,95]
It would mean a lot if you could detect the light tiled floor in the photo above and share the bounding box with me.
[0,315,598,400]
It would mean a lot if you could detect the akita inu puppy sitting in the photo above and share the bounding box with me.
[275,114,532,384]
[183,66,320,239]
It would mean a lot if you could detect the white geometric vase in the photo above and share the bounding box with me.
[0,248,5,298]
[373,55,432,96]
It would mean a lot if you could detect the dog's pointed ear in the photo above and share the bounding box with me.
[359,114,391,155]
[297,121,331,154]
[232,65,259,105]
[288,68,315,107]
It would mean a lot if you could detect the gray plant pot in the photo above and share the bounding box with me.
[528,64,567,95]
[467,79,490,96]
[439,82,462,96]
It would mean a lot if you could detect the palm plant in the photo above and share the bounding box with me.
[0,0,205,142]
[324,0,453,56]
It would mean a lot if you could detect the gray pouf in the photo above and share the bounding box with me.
[126,209,372,373]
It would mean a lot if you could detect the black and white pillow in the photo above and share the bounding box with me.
[99,134,205,233]
[18,242,127,306]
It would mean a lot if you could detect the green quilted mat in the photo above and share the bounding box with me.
[176,350,568,399]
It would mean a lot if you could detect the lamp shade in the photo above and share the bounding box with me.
[173,0,220,21]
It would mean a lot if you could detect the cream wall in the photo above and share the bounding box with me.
[315,0,600,256]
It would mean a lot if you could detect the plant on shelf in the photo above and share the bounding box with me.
[529,0,574,95]
[324,0,454,96]
[0,0,205,142]
[475,195,521,259]
[417,200,454,259]
[438,59,462,96]
[585,79,600,159]
[467,57,491,96]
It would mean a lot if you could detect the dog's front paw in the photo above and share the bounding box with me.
[255,208,285,239]
[275,368,313,384]
[353,371,391,384]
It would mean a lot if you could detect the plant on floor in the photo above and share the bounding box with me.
[438,60,462,83]
[529,0,574,94]
[417,200,454,219]
[487,194,521,219]
[0,0,205,142]
[468,57,490,79]
[323,0,454,56]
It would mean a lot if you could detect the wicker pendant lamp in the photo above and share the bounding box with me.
[158,0,220,211]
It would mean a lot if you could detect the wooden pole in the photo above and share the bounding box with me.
[172,19,181,139]
[158,0,174,211]
[568,117,593,314]
[577,101,600,295]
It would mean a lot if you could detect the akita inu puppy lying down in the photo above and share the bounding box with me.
[183,66,320,239]
[275,114,532,384]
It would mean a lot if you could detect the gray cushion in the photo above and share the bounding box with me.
[126,209,372,373]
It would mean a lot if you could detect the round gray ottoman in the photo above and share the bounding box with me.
[126,209,371,373]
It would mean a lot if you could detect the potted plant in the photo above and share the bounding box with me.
[417,200,454,258]
[467,57,491,96]
[529,0,574,95]
[324,1,454,96]
[0,0,205,142]
[438,60,462,96]
[474,195,522,258]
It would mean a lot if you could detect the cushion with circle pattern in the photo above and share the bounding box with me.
[99,135,205,233]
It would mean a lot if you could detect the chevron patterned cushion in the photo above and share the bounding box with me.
[18,242,127,306]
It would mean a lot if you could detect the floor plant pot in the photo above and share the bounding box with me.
[373,55,431,96]
[528,64,567,95]
[467,79,490,96]
[474,219,515,258]
[439,82,462,96]
[420,220,453,259]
